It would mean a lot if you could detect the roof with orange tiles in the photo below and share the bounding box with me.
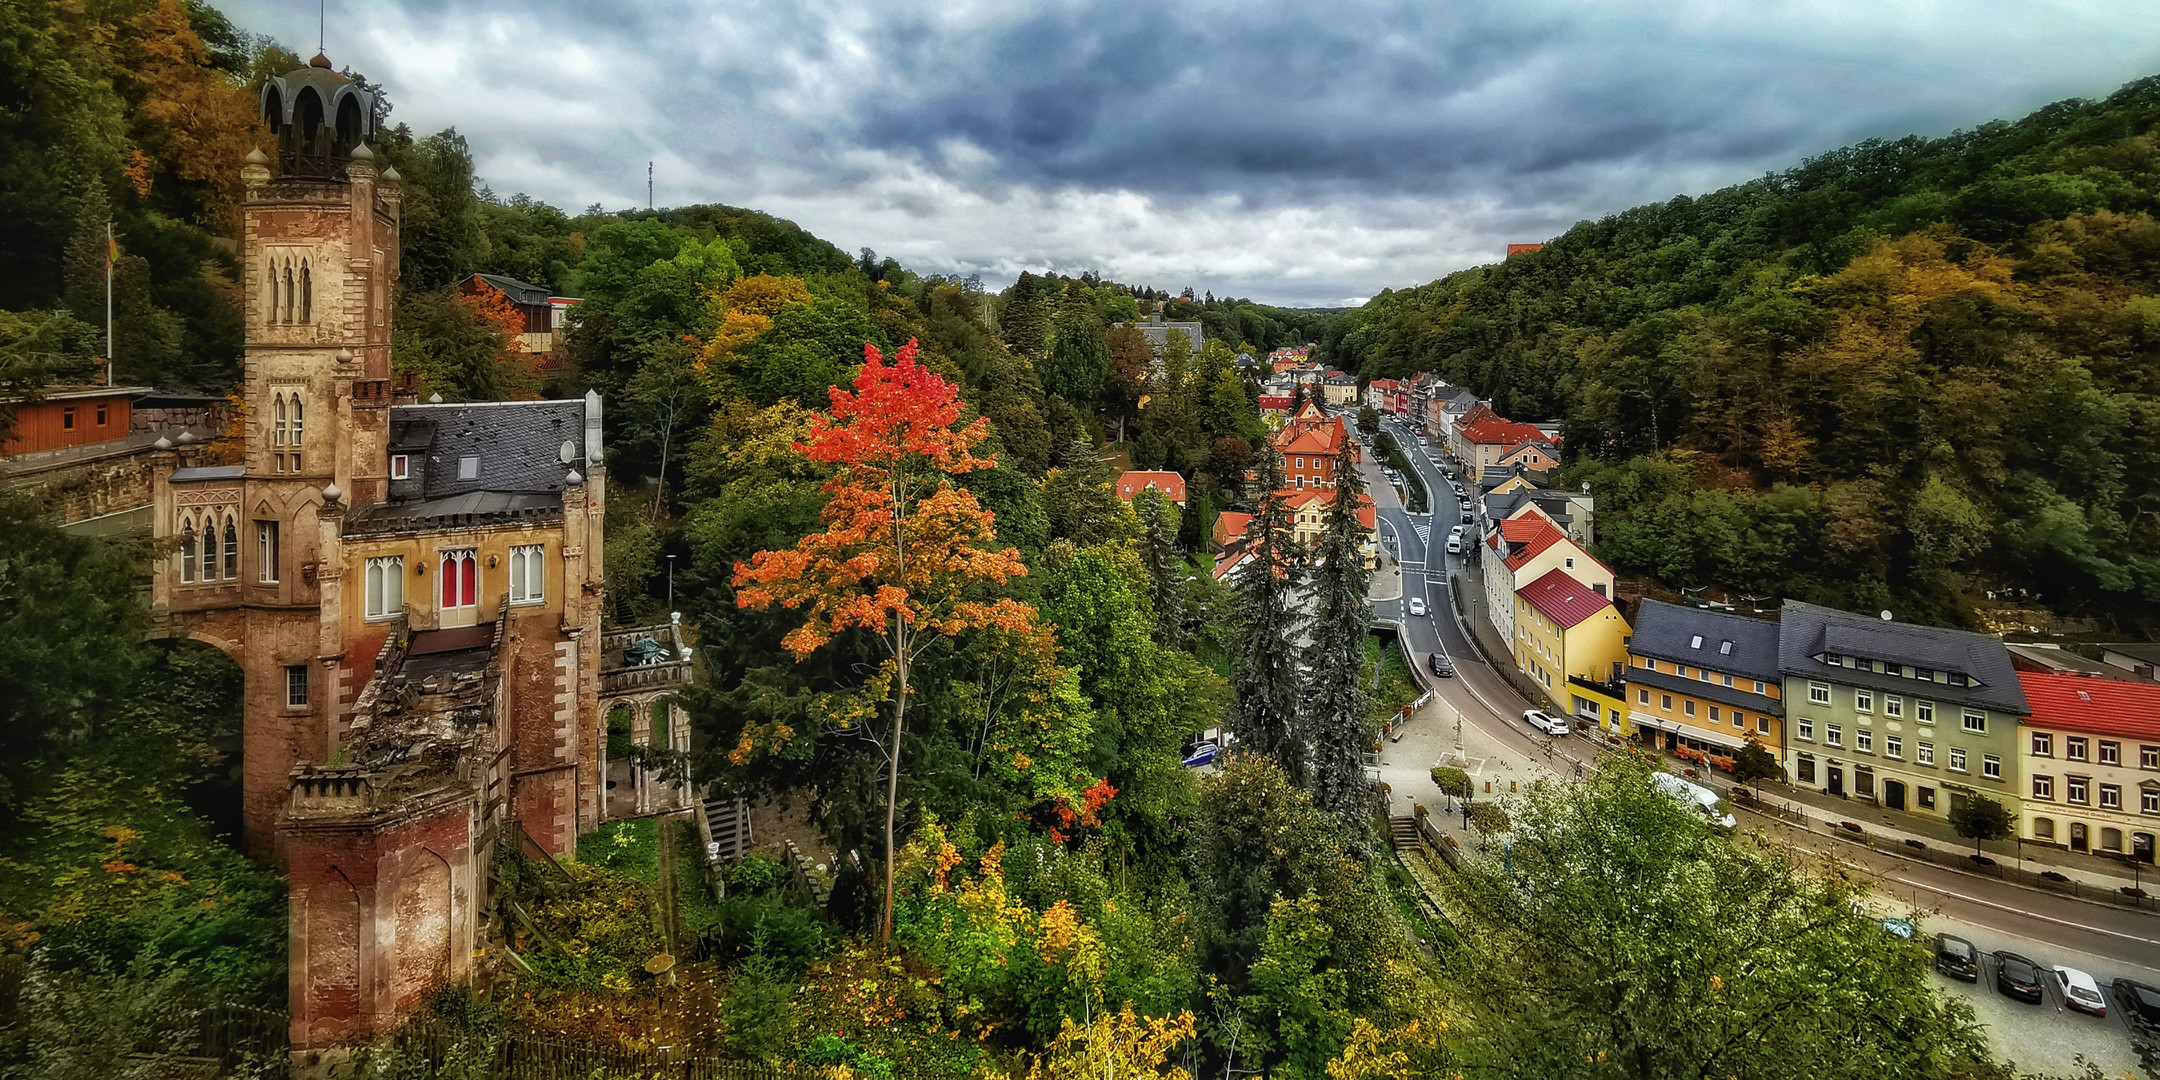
[1462,418,1555,446]
[1498,515,1549,545]
[1457,403,1502,429]
[1517,566,1615,628]
[2016,671,2160,740]
[1505,520,1608,577]
[1116,470,1186,504]
[1369,379,1399,391]
[1279,488,1377,529]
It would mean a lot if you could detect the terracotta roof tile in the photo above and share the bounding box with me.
[2016,671,2160,739]
[1518,567,1615,629]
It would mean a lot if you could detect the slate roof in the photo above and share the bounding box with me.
[2100,642,2160,665]
[1626,664,1786,716]
[1777,600,2028,715]
[2017,671,2160,740]
[387,398,591,504]
[1631,599,1783,679]
[170,465,247,482]
[469,273,551,308]
[1518,567,1614,629]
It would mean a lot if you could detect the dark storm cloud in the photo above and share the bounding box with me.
[224,0,2160,304]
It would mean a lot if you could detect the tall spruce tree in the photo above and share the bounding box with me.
[1301,440,1374,839]
[1134,488,1185,647]
[1225,446,1304,781]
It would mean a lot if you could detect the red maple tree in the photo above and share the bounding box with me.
[735,338,1036,939]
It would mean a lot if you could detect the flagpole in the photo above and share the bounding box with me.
[104,221,114,387]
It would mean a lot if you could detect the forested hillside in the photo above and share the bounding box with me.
[1324,79,2160,630]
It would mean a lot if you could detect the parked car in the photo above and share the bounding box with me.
[1933,934,1979,981]
[1428,653,1455,678]
[1879,917,1916,940]
[1450,524,1465,536]
[1524,709,1570,736]
[1650,771,1735,828]
[2055,967,2107,1016]
[1181,741,1219,768]
[1445,538,1462,555]
[1992,951,2046,1004]
[1460,511,1473,524]
[2115,978,2160,1037]
[1407,596,1427,617]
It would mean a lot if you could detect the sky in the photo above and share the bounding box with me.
[224,0,2160,307]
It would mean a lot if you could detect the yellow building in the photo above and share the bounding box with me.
[1513,567,1631,717]
[1623,599,1785,761]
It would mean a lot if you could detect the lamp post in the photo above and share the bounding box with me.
[666,554,676,608]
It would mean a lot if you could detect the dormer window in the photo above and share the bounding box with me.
[390,454,409,480]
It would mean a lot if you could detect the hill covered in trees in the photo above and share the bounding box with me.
[1322,79,2160,631]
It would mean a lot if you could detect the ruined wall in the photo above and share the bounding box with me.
[1,440,220,526]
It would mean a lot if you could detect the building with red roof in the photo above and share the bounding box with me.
[1514,567,1630,712]
[1479,512,1612,648]
[1365,379,1399,414]
[1270,411,1355,491]
[1115,470,1187,505]
[2016,671,2160,860]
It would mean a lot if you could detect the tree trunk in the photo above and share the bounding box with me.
[881,643,907,941]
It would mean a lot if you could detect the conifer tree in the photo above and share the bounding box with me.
[1134,488,1185,647]
[1301,440,1375,840]
[1225,446,1304,781]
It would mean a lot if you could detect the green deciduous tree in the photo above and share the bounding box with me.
[1949,793,2016,857]
[1448,758,1995,1079]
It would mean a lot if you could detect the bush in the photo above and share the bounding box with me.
[727,851,784,892]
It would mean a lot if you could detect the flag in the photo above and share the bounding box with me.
[106,225,117,269]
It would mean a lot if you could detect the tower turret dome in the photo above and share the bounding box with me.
[258,55,376,179]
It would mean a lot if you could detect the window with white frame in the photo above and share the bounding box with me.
[1886,735,1902,759]
[1661,694,1673,711]
[1949,747,1967,772]
[2144,789,2159,815]
[286,665,308,707]
[1709,706,1721,723]
[1856,729,1873,753]
[1638,689,1649,705]
[1917,700,1935,724]
[2032,732,2053,757]
[1885,696,1902,718]
[2101,784,2122,811]
[509,544,545,604]
[1754,680,1766,694]
[2101,741,2121,766]
[1983,754,2001,780]
[1798,718,1814,741]
[2067,776,2088,803]
[1855,689,1872,712]
[1684,700,1696,717]
[1809,682,1830,705]
[390,454,409,480]
[177,513,198,583]
[1756,715,1770,734]
[2067,736,2088,761]
[1917,741,1935,766]
[2034,775,2054,799]
[1722,673,1734,688]
[1826,724,1842,748]
[364,556,404,620]
[257,521,278,584]
[1962,712,1987,734]
[2144,745,2160,770]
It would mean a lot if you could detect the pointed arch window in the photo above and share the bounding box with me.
[223,516,240,580]
[199,519,217,581]
[289,396,303,446]
[272,394,288,446]
[299,261,312,323]
[282,262,295,323]
[177,514,197,583]
[265,264,279,326]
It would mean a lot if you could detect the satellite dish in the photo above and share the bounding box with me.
[560,440,577,464]
[1880,610,1894,621]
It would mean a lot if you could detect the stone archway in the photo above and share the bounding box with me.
[392,848,452,1010]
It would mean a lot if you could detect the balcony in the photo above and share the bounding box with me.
[600,619,694,697]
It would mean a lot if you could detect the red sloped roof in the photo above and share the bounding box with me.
[1458,403,1502,429]
[1498,516,1548,544]
[1215,510,1253,541]
[1277,489,1376,529]
[2017,671,2160,738]
[1370,379,1399,391]
[1518,566,1615,629]
[1504,520,1609,578]
[1116,470,1187,503]
[1463,419,1552,446]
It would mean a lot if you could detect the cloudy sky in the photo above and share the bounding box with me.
[225,0,2160,307]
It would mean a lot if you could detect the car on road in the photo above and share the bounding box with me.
[2115,978,2160,1037]
[1407,596,1427,617]
[1445,537,1462,555]
[1650,771,1736,828]
[1181,741,1218,769]
[2054,966,2107,1016]
[1428,653,1455,678]
[1992,951,2046,1004]
[1523,709,1570,736]
[1933,934,1979,981]
[1460,511,1473,524]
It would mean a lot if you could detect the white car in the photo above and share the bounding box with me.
[1407,596,1427,617]
[1523,709,1570,736]
[2055,966,2107,1016]
[1652,772,1737,828]
[1445,537,1462,555]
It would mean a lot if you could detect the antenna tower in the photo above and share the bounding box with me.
[648,161,653,211]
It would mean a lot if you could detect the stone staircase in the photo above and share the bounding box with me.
[702,795,752,861]
[1389,815,1421,852]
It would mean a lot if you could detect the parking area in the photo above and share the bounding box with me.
[1918,909,2156,1077]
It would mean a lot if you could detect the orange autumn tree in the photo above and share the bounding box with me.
[734,338,1036,940]
[455,280,542,399]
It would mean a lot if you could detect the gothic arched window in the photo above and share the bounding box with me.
[199,519,217,581]
[282,263,295,323]
[289,396,303,446]
[177,514,196,584]
[222,516,239,580]
[299,261,312,323]
[273,394,287,446]
[266,264,279,326]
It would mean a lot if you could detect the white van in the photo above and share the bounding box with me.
[1445,537,1462,555]
[1652,772,1737,828]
